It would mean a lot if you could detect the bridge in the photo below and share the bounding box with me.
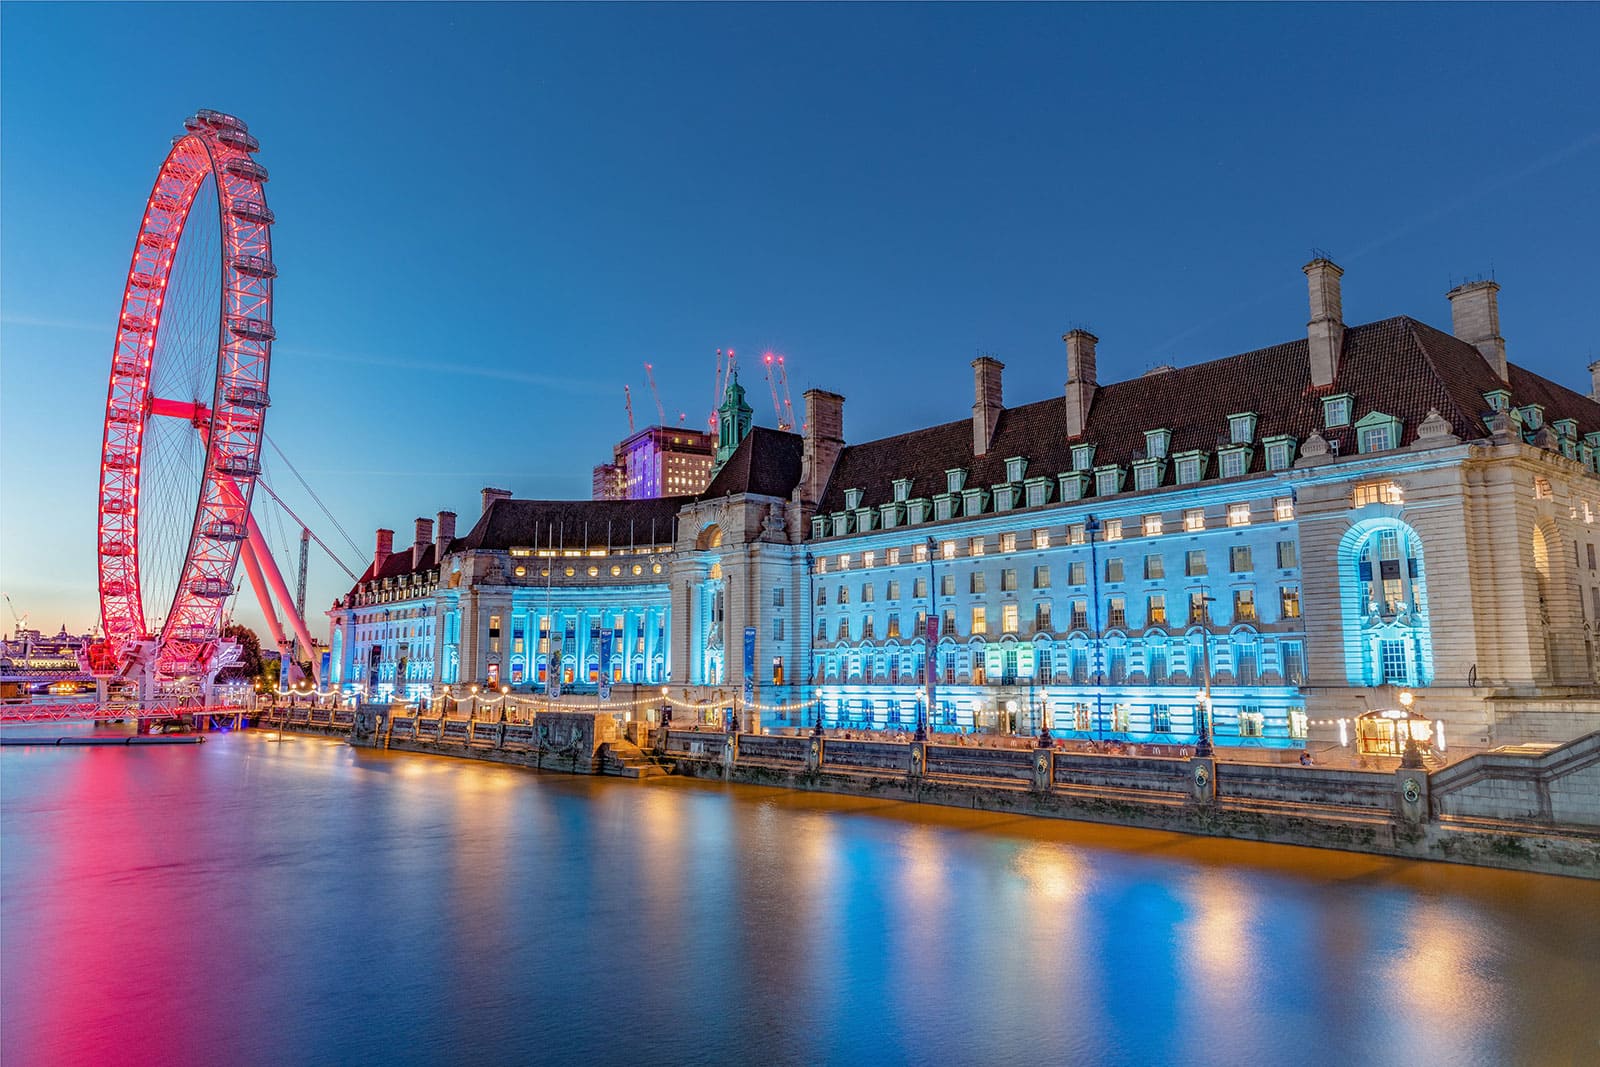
[0,701,249,725]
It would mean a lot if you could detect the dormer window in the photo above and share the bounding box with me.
[892,477,912,502]
[1553,418,1577,440]
[1004,456,1027,482]
[1218,445,1253,479]
[934,495,955,522]
[1132,458,1165,492]
[1263,435,1296,472]
[1024,477,1051,508]
[1144,429,1171,460]
[993,484,1017,512]
[1354,410,1401,453]
[1228,412,1258,445]
[1483,388,1512,412]
[1520,404,1545,431]
[1071,443,1096,471]
[1094,465,1123,497]
[961,487,988,516]
[844,488,863,510]
[1059,472,1088,502]
[907,499,930,524]
[1174,451,1206,486]
[1323,394,1354,428]
[945,468,967,494]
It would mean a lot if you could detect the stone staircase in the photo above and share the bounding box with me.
[599,739,672,779]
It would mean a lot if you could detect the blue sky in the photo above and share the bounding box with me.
[3,2,1597,639]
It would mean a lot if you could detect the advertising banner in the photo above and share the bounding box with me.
[598,629,612,701]
[924,615,940,714]
[742,626,756,709]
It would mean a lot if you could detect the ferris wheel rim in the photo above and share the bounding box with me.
[94,110,275,681]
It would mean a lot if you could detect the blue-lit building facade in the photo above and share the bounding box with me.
[330,259,1600,747]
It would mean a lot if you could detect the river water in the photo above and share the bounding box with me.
[2,730,1597,1066]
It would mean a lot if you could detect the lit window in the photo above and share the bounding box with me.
[971,606,987,635]
[942,540,957,560]
[1034,528,1051,549]
[969,537,985,557]
[1002,603,1019,633]
[838,554,851,570]
[1281,587,1301,619]
[1274,496,1294,521]
[1142,514,1163,537]
[1227,502,1251,527]
[1147,594,1168,626]
[1107,597,1127,628]
[863,551,876,568]
[1359,425,1393,452]
[1069,523,1087,546]
[999,532,1017,553]
[887,548,901,566]
[914,542,929,563]
[1352,481,1403,507]
[1104,519,1123,541]
[1234,588,1257,622]
[1183,508,1205,532]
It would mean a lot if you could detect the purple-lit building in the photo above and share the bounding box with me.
[593,426,715,501]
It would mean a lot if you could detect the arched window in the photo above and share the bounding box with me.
[1338,519,1434,687]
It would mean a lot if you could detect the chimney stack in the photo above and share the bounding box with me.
[374,528,394,576]
[1304,258,1345,388]
[481,486,512,516]
[1063,330,1098,439]
[800,389,845,510]
[412,517,434,567]
[435,510,457,556]
[971,356,1004,456]
[1447,279,1508,381]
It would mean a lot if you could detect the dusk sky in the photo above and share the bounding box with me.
[2,3,1597,641]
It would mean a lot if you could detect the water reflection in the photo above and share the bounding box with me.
[2,733,1597,1066]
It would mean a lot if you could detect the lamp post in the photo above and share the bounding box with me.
[1194,590,1216,757]
[1085,514,1104,744]
[1397,689,1424,767]
[917,535,938,741]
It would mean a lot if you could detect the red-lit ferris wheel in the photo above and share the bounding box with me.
[92,110,315,698]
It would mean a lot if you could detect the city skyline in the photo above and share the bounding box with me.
[3,3,1598,638]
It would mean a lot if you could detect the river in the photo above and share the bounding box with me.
[2,729,1597,1066]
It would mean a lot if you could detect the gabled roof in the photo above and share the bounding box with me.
[458,496,692,552]
[817,316,1600,514]
[703,425,804,499]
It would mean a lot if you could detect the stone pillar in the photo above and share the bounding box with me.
[806,733,824,772]
[1396,767,1430,824]
[723,730,739,775]
[1032,747,1053,792]
[909,740,926,779]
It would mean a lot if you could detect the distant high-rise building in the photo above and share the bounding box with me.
[592,425,715,500]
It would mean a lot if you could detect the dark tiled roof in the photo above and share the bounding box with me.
[459,496,691,553]
[818,316,1600,514]
[703,425,804,499]
[344,542,444,599]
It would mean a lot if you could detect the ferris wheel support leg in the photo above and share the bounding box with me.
[244,515,321,687]
[239,539,290,656]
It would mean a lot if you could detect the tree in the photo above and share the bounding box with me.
[218,622,265,683]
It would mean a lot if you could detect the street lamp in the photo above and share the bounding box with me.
[1193,589,1217,757]
[1085,514,1104,743]
[916,535,938,741]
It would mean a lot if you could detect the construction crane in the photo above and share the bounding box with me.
[762,352,787,430]
[776,353,797,431]
[643,362,666,426]
[3,593,28,638]
[623,384,635,434]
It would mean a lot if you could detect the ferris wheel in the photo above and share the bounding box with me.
[92,110,318,698]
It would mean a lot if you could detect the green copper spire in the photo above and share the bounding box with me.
[713,369,754,471]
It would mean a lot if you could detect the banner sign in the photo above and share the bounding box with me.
[743,626,756,709]
[549,642,563,699]
[925,615,939,715]
[598,629,613,700]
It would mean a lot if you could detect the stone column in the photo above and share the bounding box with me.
[1396,767,1429,824]
[1189,757,1216,804]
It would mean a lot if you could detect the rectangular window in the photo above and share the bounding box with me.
[1184,508,1205,532]
[838,554,851,571]
[773,618,784,642]
[915,542,929,563]
[1033,565,1050,588]
[1069,561,1086,585]
[1289,708,1308,739]
[1230,546,1253,572]
[1001,568,1018,591]
[1381,639,1408,683]
[1144,554,1164,580]
[1277,540,1297,569]
[1352,481,1404,507]
[1177,457,1202,485]
[838,586,850,604]
[1148,594,1168,626]
[970,572,986,594]
[1227,502,1251,527]
[1234,588,1257,623]
[1274,496,1294,522]
[1266,442,1292,471]
[999,532,1017,553]
[863,551,876,568]
[1588,544,1597,570]
[969,537,986,557]
[1152,705,1173,733]
[1281,642,1306,685]
[1034,602,1052,632]
[1034,527,1051,549]
[1106,557,1124,583]
[914,576,928,598]
[1238,709,1264,737]
[884,580,899,600]
[1324,396,1352,427]
[1069,523,1087,546]
[1235,643,1258,684]
[1220,450,1246,478]
[862,583,876,603]
[971,606,988,635]
[1002,603,1019,634]
[941,574,955,597]
[1360,425,1393,452]
[1074,703,1092,731]
[1135,465,1159,492]
[1107,650,1128,685]
[1143,513,1163,537]
[1071,599,1088,629]
[1096,469,1121,496]
[1104,519,1124,542]
[773,586,785,607]
[942,540,957,560]
[861,616,875,640]
[1186,550,1208,577]
[886,613,901,639]
[1280,587,1301,619]
[1107,597,1127,628]
[816,586,828,607]
[887,547,902,566]
[1189,592,1209,625]
[942,608,957,636]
